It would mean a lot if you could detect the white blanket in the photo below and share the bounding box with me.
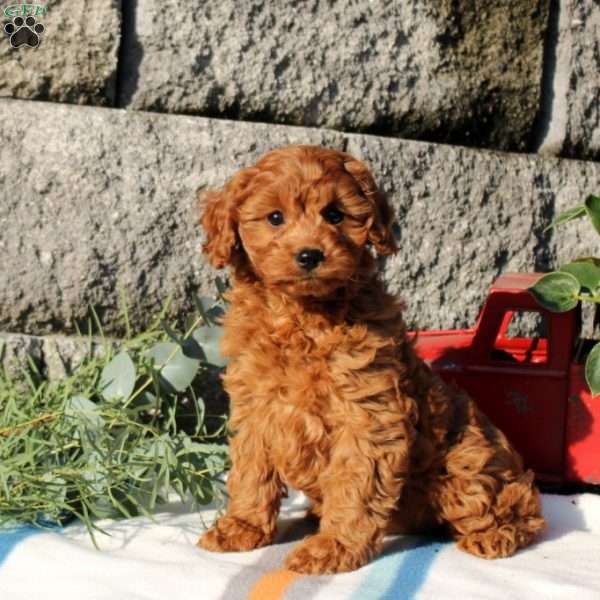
[1,492,599,599]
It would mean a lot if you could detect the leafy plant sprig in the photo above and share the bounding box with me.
[0,281,231,544]
[529,195,600,394]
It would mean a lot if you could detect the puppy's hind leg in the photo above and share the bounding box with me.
[435,431,545,559]
[452,470,545,558]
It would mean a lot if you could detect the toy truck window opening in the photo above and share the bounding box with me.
[491,309,549,366]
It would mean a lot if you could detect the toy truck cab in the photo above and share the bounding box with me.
[414,272,600,487]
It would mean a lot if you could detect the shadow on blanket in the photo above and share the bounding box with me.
[538,495,589,544]
[273,493,590,553]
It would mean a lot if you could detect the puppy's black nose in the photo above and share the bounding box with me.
[296,248,325,271]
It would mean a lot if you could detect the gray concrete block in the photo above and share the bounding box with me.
[345,134,600,330]
[0,332,44,376]
[0,98,343,336]
[536,1,600,161]
[118,0,549,153]
[2,98,599,337]
[0,0,121,105]
[0,330,107,381]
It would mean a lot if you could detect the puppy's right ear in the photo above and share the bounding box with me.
[199,167,258,269]
[199,189,237,269]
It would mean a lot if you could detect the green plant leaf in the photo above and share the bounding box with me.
[65,396,105,429]
[145,342,200,392]
[560,259,600,293]
[40,474,67,504]
[192,294,217,326]
[191,326,228,367]
[544,204,586,232]
[529,272,580,312]
[176,442,229,456]
[0,299,229,537]
[161,320,183,345]
[206,306,225,323]
[584,195,600,235]
[215,277,228,298]
[100,352,136,402]
[585,342,600,396]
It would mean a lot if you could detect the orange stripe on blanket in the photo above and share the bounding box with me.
[248,569,300,600]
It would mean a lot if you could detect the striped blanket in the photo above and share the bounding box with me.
[2,491,599,599]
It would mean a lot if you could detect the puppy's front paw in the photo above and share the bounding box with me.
[197,515,273,552]
[284,533,369,574]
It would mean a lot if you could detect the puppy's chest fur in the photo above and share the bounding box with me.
[220,284,422,492]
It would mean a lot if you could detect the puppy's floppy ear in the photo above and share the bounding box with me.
[343,159,398,256]
[199,166,259,268]
[199,188,238,269]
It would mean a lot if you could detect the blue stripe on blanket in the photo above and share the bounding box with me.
[350,537,448,600]
[0,526,44,567]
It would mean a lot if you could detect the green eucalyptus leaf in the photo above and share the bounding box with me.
[215,277,228,298]
[193,294,217,326]
[0,298,229,536]
[191,326,228,367]
[145,342,200,392]
[195,296,217,313]
[196,395,206,429]
[176,442,229,456]
[584,195,600,236]
[161,320,183,345]
[196,477,220,505]
[529,272,580,312]
[560,259,600,293]
[40,474,67,503]
[585,342,600,397]
[544,204,585,232]
[127,391,159,415]
[65,396,105,430]
[206,306,225,323]
[100,351,136,402]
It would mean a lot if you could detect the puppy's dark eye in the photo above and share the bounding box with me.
[322,204,344,224]
[267,211,285,226]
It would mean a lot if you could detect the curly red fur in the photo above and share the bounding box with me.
[197,145,545,574]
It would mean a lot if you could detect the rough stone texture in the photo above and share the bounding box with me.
[0,98,343,336]
[0,332,44,375]
[553,188,600,267]
[3,98,600,336]
[536,1,600,161]
[0,0,121,105]
[41,334,109,380]
[119,0,549,153]
[0,332,110,379]
[346,135,596,330]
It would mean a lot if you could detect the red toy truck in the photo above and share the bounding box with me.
[413,272,600,488]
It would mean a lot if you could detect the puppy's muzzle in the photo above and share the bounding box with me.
[296,248,325,271]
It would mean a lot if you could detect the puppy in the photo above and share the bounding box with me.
[197,145,545,574]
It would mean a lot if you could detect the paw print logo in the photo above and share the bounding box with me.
[4,15,45,48]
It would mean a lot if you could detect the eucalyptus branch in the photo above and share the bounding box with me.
[0,284,230,537]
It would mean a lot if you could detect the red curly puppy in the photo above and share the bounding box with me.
[197,145,545,574]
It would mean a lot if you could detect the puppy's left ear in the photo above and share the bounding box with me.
[344,159,398,256]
